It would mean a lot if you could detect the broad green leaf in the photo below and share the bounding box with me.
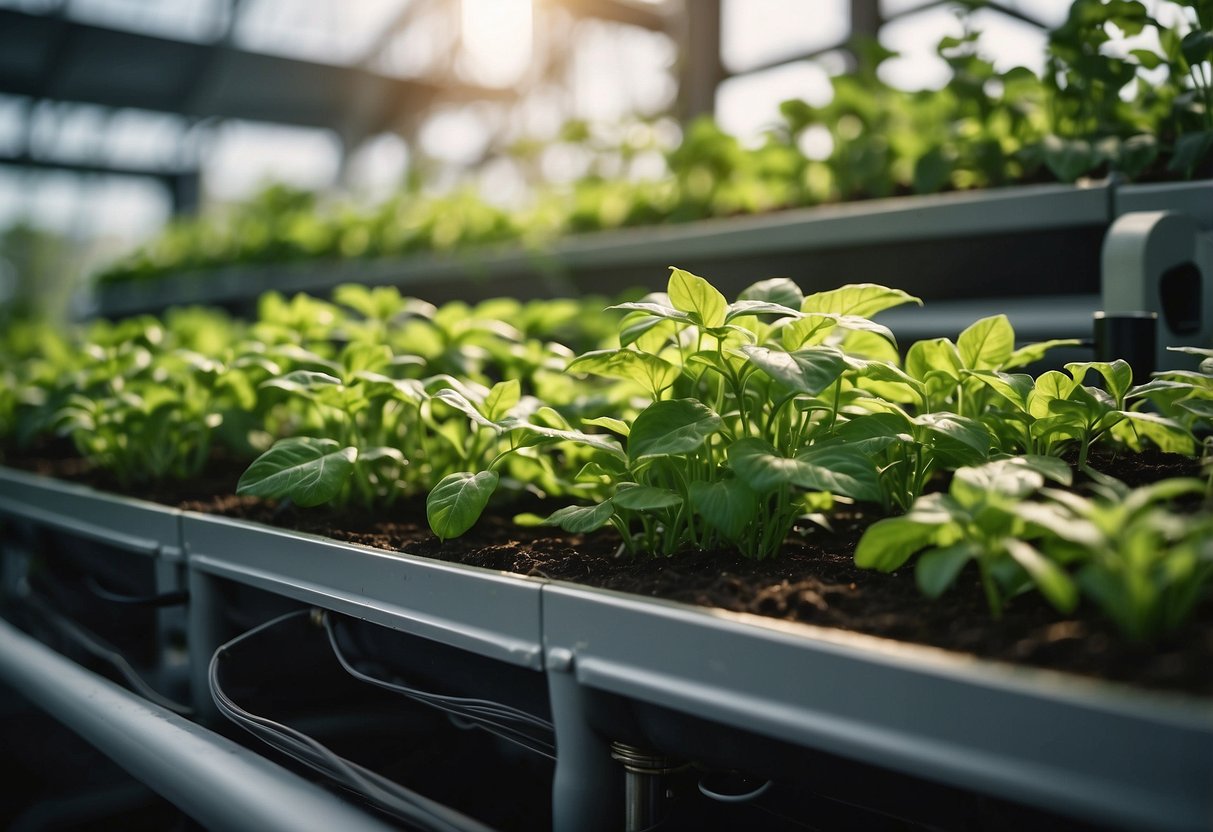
[608,301,691,323]
[627,399,722,462]
[951,459,1044,504]
[915,412,991,458]
[725,300,802,322]
[740,345,847,395]
[906,338,963,382]
[506,422,627,457]
[1008,454,1073,486]
[1065,360,1133,402]
[1168,130,1213,177]
[260,370,343,394]
[738,277,804,310]
[854,516,938,571]
[801,284,920,318]
[1003,538,1078,613]
[1043,135,1095,182]
[619,313,678,350]
[957,315,1014,371]
[1005,338,1081,370]
[668,267,727,328]
[582,415,630,436]
[688,479,757,541]
[1111,411,1196,454]
[483,379,521,421]
[782,314,897,350]
[236,437,356,507]
[829,411,915,454]
[794,445,883,502]
[359,446,407,464]
[427,470,499,541]
[612,483,684,510]
[728,438,803,492]
[1012,502,1102,546]
[963,370,1033,412]
[916,542,978,598]
[432,388,500,431]
[543,501,615,533]
[567,349,680,394]
[1028,371,1077,419]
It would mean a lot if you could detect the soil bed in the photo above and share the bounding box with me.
[4,445,1211,697]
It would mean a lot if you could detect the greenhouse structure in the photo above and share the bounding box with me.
[0,1,1211,830]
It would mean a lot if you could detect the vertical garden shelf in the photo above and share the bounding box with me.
[541,582,1213,832]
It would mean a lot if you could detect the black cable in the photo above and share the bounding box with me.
[321,612,556,760]
[83,574,189,607]
[208,610,498,832]
[20,592,193,716]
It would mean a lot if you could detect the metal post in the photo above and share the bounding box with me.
[187,567,225,725]
[678,0,722,121]
[547,649,621,832]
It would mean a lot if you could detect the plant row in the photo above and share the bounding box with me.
[2,270,1211,641]
[95,0,1213,286]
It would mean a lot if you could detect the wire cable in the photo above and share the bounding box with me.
[83,574,189,607]
[321,612,555,760]
[20,592,193,716]
[208,609,498,832]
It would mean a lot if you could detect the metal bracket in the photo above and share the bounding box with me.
[1102,210,1213,371]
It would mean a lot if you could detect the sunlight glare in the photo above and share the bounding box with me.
[461,0,533,86]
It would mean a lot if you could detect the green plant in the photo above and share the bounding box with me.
[478,269,928,559]
[855,455,1078,617]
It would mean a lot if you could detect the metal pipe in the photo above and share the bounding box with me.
[0,617,393,832]
[610,742,684,832]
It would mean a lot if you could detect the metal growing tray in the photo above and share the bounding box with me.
[541,582,1213,832]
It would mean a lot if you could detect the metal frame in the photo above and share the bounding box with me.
[3,468,1211,830]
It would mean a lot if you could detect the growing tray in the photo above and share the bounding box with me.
[182,512,545,669]
[541,582,1213,832]
[2,470,1211,830]
[87,181,1114,320]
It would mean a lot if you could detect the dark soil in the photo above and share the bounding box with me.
[4,443,1211,697]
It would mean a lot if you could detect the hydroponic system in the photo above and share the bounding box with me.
[1,1,1212,830]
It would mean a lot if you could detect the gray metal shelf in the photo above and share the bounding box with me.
[542,583,1213,832]
[0,617,393,832]
[87,180,1116,319]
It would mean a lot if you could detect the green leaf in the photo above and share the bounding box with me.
[829,411,915,454]
[794,445,883,502]
[688,479,757,541]
[801,284,921,317]
[582,415,630,436]
[957,315,1014,371]
[236,437,357,507]
[1003,538,1078,613]
[1042,134,1095,182]
[725,300,802,322]
[854,516,938,572]
[740,345,847,395]
[1168,130,1213,177]
[1181,29,1213,65]
[1028,371,1078,419]
[543,501,615,533]
[906,338,963,382]
[1065,360,1133,402]
[483,379,521,421]
[261,370,343,394]
[612,483,684,510]
[608,301,691,323]
[1005,338,1081,370]
[667,267,727,328]
[916,542,978,598]
[738,277,804,310]
[913,146,953,194]
[505,422,626,457]
[915,412,991,458]
[432,388,500,431]
[567,349,680,394]
[963,370,1033,412]
[627,399,722,462]
[427,470,499,541]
